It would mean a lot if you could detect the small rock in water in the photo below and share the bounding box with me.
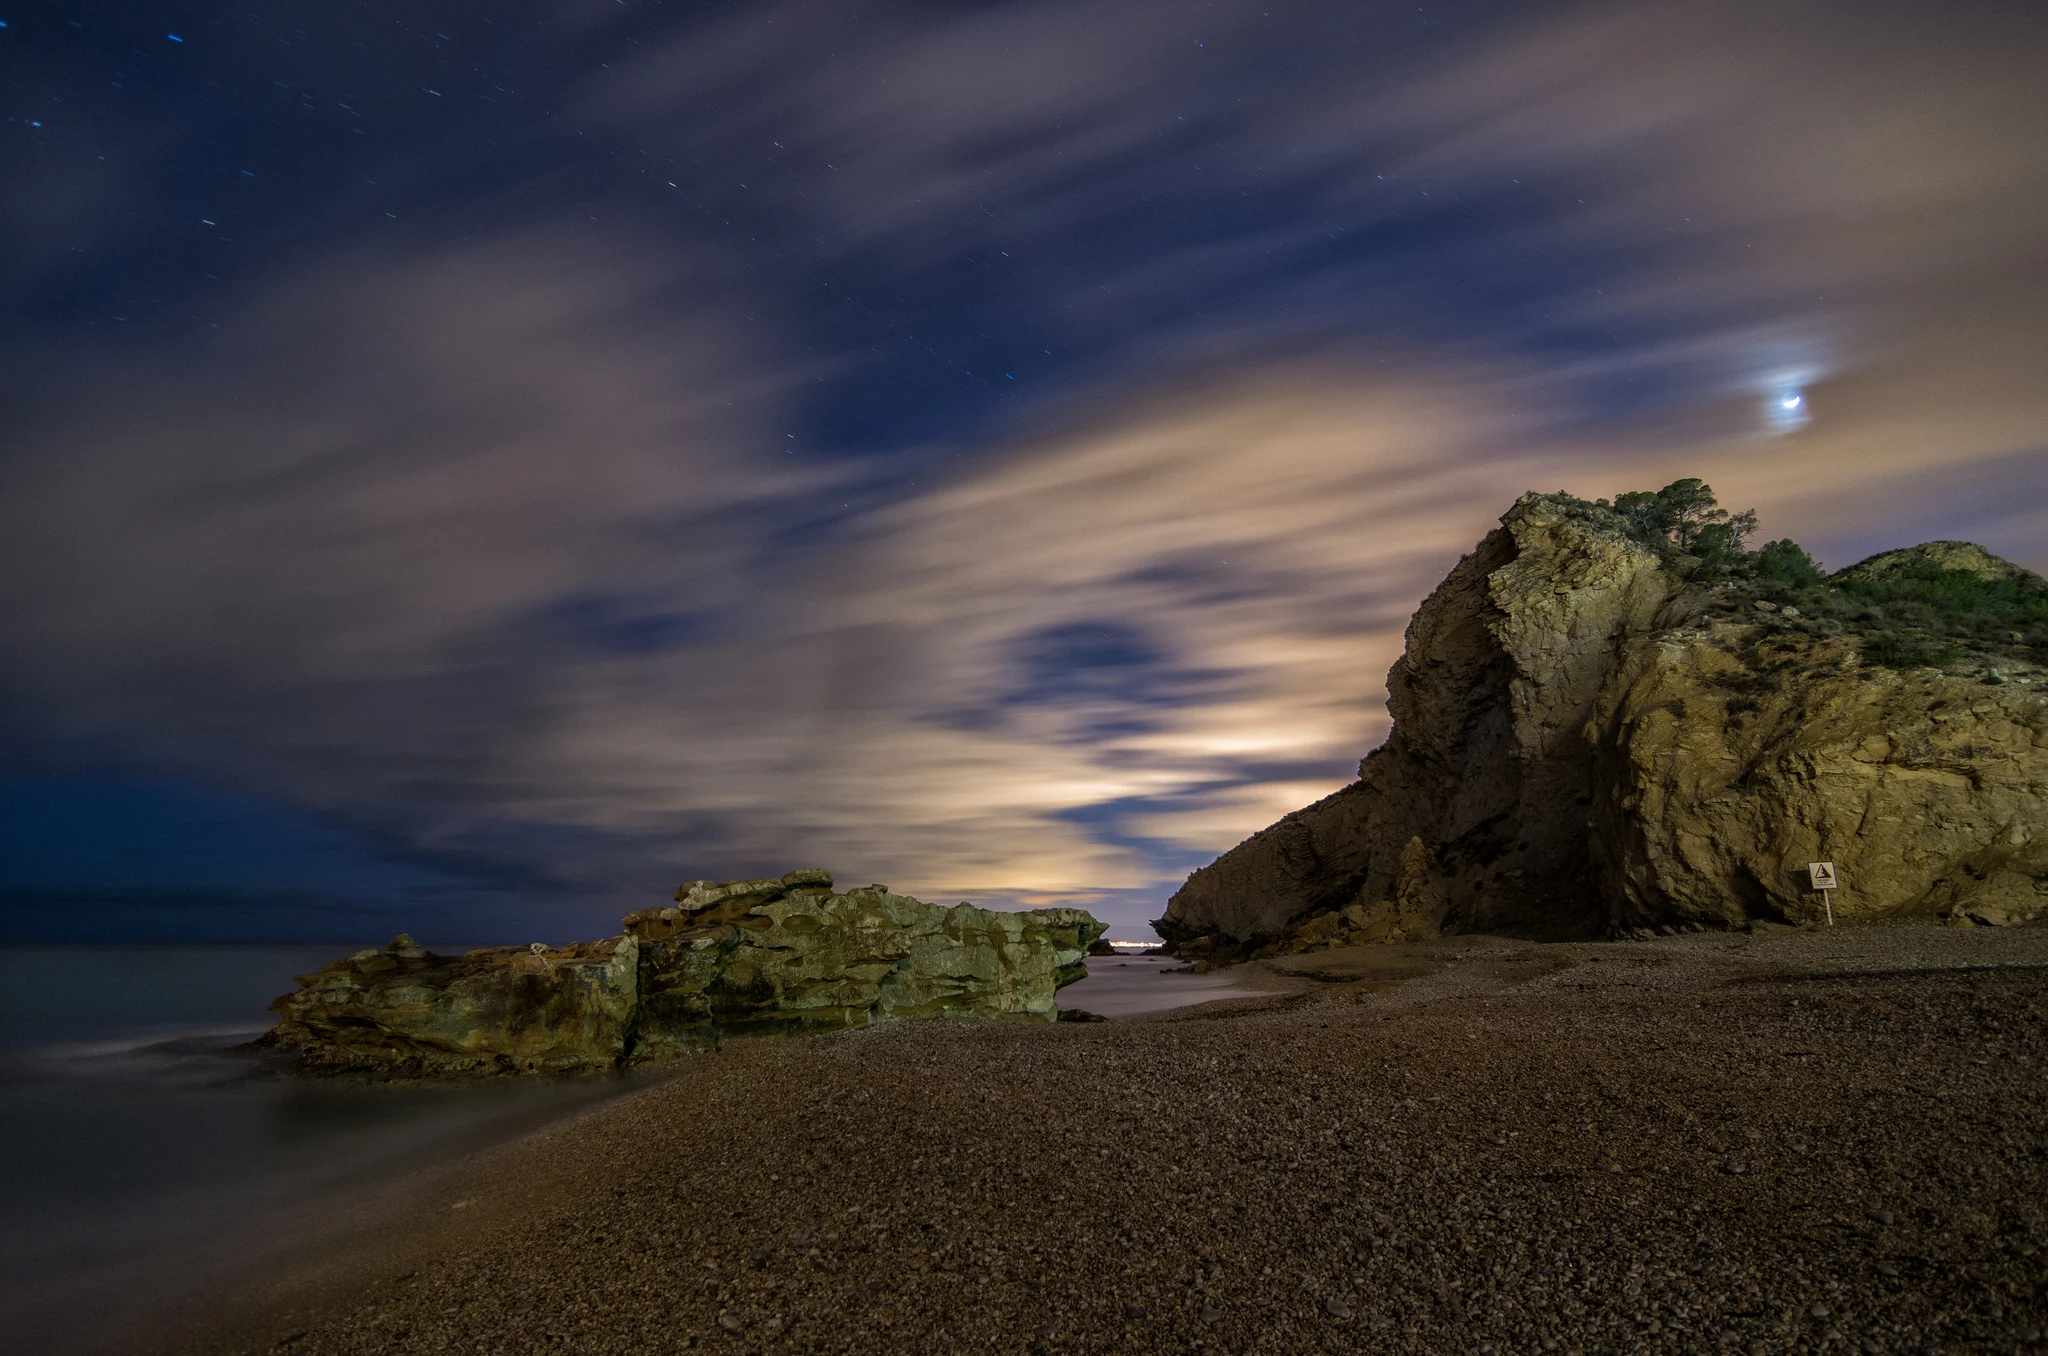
[1058,1008,1109,1023]
[1325,1297,1353,1319]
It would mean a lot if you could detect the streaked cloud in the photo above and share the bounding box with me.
[3,0,2043,938]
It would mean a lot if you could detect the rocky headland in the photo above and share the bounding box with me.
[1159,487,2048,962]
[264,871,1104,1074]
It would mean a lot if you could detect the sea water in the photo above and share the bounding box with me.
[0,944,647,1355]
[1053,951,1275,1018]
[0,946,1258,1352]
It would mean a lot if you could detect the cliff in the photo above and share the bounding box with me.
[1159,493,2048,954]
[265,871,1105,1075]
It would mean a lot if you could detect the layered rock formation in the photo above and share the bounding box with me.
[623,873,1100,1058]
[1159,493,2048,956]
[263,933,639,1076]
[266,871,1104,1074]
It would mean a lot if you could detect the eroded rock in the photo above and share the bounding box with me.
[624,872,1104,1057]
[1159,493,2048,953]
[264,932,639,1075]
[265,871,1105,1074]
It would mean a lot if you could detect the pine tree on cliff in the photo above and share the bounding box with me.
[1610,478,1759,570]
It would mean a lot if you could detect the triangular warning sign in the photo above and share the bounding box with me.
[1809,862,1837,888]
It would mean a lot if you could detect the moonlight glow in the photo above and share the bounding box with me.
[1,0,2043,948]
[1766,380,1814,433]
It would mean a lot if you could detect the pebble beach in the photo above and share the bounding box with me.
[174,923,2048,1356]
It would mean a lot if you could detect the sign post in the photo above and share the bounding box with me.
[1807,861,1839,926]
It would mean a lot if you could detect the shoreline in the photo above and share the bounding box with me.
[169,923,2047,1355]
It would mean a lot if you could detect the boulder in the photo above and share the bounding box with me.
[264,933,639,1075]
[625,873,1104,1057]
[265,871,1105,1074]
[1158,493,2048,951]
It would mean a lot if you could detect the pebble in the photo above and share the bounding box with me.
[1121,1303,1146,1319]
[1325,1297,1353,1319]
[1866,1208,1894,1226]
[189,923,2048,1356]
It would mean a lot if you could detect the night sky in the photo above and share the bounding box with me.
[3,1,2045,943]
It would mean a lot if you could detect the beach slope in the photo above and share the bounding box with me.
[177,923,2046,1355]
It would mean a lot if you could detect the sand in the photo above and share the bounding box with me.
[171,922,2048,1355]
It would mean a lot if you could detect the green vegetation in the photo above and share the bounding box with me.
[1603,478,1758,578]
[1787,559,2048,666]
[1857,631,1964,669]
[1587,478,2048,670]
[1752,538,1824,589]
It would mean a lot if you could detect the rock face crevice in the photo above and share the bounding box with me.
[265,872,1104,1075]
[1159,492,2048,954]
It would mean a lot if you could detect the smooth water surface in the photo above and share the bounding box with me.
[1056,952,1274,1018]
[0,944,651,1354]
[0,946,1260,1351]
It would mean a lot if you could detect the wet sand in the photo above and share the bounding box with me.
[172,923,2048,1355]
[1053,952,1295,1018]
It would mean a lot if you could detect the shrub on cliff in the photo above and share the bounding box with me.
[1835,558,2048,626]
[1611,478,1760,561]
[1577,480,2043,662]
[1859,630,1963,669]
[1753,538,1826,589]
[1586,478,1758,579]
[1748,545,2047,665]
